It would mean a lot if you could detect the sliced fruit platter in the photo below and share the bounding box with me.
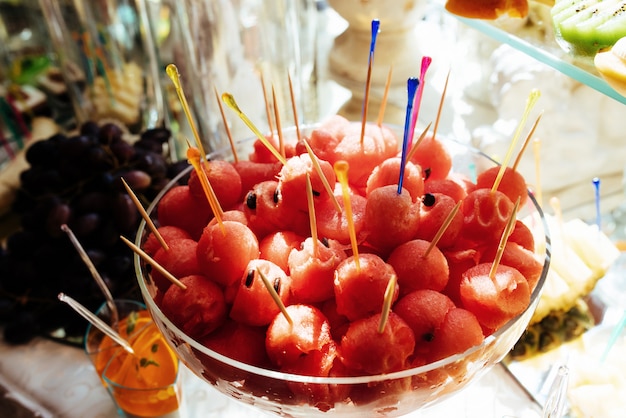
[443,0,626,99]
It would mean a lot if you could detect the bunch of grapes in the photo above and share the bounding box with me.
[0,121,189,345]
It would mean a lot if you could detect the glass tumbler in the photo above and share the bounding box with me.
[38,0,164,133]
[152,0,319,155]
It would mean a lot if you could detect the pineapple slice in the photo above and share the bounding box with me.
[511,214,620,359]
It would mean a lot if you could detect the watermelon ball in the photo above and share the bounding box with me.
[151,238,200,293]
[320,298,350,342]
[423,177,467,202]
[230,259,292,327]
[480,242,544,292]
[342,121,399,158]
[259,231,306,274]
[315,192,367,245]
[232,160,282,201]
[427,307,484,363]
[188,159,243,210]
[459,263,531,333]
[265,304,334,368]
[196,220,260,287]
[156,184,212,239]
[200,319,271,368]
[277,153,336,212]
[243,180,310,239]
[363,185,421,254]
[475,166,528,207]
[305,115,350,162]
[387,239,450,295]
[160,274,227,340]
[206,209,248,227]
[462,188,515,243]
[441,247,482,307]
[366,157,424,202]
[282,342,340,412]
[248,135,295,163]
[330,131,398,190]
[508,220,535,252]
[339,312,415,375]
[142,225,191,256]
[288,237,347,304]
[393,289,455,358]
[409,135,452,181]
[415,192,463,249]
[333,253,399,321]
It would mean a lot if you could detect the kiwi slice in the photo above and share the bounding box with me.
[552,0,626,55]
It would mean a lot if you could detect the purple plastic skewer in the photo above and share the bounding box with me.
[398,77,420,195]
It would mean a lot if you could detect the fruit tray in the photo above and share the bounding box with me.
[451,1,626,105]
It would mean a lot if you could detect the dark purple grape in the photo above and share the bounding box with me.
[86,146,114,171]
[112,193,139,233]
[19,166,47,195]
[103,254,132,277]
[96,219,122,248]
[110,140,136,163]
[74,191,111,214]
[133,150,167,179]
[0,119,185,345]
[25,137,60,167]
[98,123,124,145]
[141,127,171,143]
[45,202,71,237]
[40,169,64,192]
[59,135,96,159]
[134,138,163,154]
[79,121,100,137]
[69,212,101,237]
[118,170,151,191]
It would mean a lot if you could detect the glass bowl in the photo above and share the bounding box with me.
[134,124,550,417]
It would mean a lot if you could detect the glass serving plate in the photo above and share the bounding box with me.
[449,1,626,105]
[133,124,550,418]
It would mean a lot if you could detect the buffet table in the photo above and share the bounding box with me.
[0,333,544,418]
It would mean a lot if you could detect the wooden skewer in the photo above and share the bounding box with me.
[305,173,319,257]
[186,145,225,232]
[257,267,292,325]
[272,86,286,159]
[222,92,287,165]
[423,200,462,258]
[491,89,541,194]
[288,72,301,142]
[121,178,168,252]
[260,71,275,135]
[378,274,397,333]
[166,64,208,162]
[377,65,394,127]
[489,197,520,280]
[431,68,451,141]
[334,160,360,272]
[512,112,543,171]
[214,86,238,163]
[406,122,432,164]
[120,236,187,290]
[301,138,342,213]
[533,138,542,208]
[360,19,380,145]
